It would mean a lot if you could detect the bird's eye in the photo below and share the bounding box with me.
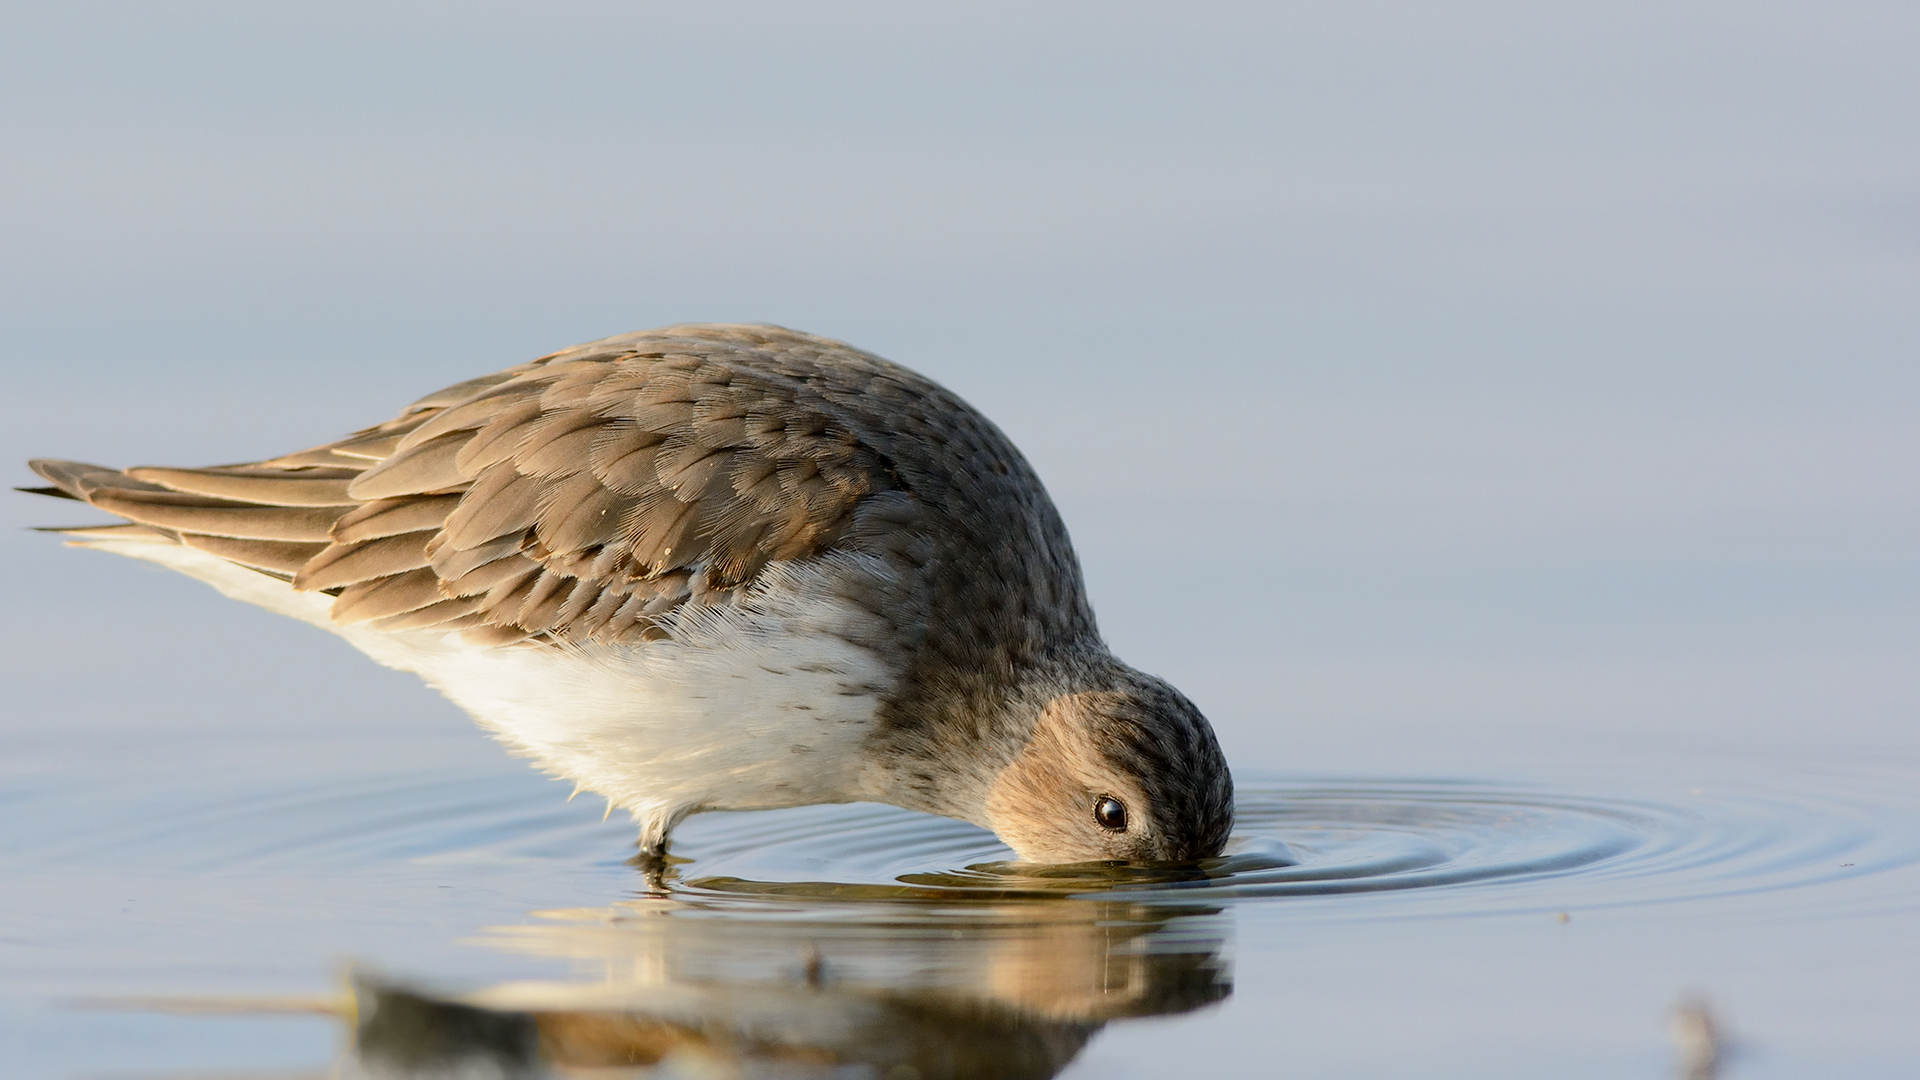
[1092,795,1128,832]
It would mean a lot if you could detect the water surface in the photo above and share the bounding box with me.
[6,726,1917,1078]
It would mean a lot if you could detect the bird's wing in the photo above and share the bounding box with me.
[29,327,903,646]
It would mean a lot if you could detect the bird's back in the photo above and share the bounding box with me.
[30,323,1095,665]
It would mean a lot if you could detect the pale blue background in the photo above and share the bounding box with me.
[2,3,1916,1076]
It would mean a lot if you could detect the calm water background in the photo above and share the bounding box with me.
[2,3,1916,1076]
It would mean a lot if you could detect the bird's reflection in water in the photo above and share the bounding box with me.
[138,892,1229,1080]
[353,896,1228,1079]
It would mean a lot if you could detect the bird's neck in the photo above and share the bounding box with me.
[858,644,1123,829]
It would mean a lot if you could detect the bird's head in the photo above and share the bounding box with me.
[984,672,1233,864]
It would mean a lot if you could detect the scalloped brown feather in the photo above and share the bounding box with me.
[26,324,1086,653]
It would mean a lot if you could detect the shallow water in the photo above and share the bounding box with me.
[5,709,1919,1078]
[5,8,1918,1072]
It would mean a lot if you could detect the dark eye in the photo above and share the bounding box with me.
[1092,795,1128,832]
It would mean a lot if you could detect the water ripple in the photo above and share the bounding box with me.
[15,760,1920,919]
[668,772,1920,916]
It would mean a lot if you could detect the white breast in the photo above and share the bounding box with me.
[407,560,898,841]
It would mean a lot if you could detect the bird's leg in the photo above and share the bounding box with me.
[627,809,682,892]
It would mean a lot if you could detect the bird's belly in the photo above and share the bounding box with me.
[401,578,896,834]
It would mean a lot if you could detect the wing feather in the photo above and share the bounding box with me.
[429,531,528,583]
[345,432,470,500]
[367,598,484,633]
[27,324,928,647]
[88,491,343,542]
[442,550,539,597]
[452,399,547,475]
[179,534,330,576]
[441,470,544,551]
[123,467,358,506]
[295,530,437,591]
[330,567,451,624]
[332,494,464,544]
[534,473,628,556]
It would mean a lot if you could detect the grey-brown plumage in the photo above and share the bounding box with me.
[27,324,1233,863]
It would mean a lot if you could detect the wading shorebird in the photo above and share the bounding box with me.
[24,325,1233,865]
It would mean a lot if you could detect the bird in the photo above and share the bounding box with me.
[23,324,1233,865]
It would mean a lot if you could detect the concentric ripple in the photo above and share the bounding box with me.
[19,750,1920,920]
[668,771,1920,916]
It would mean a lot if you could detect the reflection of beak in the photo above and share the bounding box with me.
[976,904,1225,1020]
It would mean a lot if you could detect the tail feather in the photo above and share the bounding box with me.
[28,458,172,500]
[20,453,470,636]
[36,522,175,543]
[86,489,342,541]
